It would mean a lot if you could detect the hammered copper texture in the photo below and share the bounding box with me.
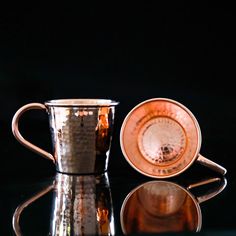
[48,106,115,174]
[12,99,118,175]
[138,117,186,165]
[120,98,200,178]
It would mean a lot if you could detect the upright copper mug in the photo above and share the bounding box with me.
[12,99,119,174]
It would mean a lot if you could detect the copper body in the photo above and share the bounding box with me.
[120,178,227,234]
[12,99,119,174]
[120,98,227,178]
[12,173,114,236]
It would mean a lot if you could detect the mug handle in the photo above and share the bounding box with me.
[187,177,227,204]
[12,183,54,236]
[197,154,227,175]
[12,103,55,163]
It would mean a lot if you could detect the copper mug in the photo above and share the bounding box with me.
[12,99,119,174]
[120,98,227,178]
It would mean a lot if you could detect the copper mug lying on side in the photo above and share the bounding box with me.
[12,99,119,174]
[120,98,227,178]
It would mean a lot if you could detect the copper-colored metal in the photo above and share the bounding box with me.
[197,154,226,175]
[120,98,227,178]
[120,177,227,235]
[12,173,114,236]
[12,103,55,162]
[12,99,119,174]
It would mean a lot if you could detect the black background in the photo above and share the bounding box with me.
[0,2,236,235]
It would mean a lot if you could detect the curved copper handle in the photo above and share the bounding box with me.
[12,103,55,163]
[196,154,227,175]
[12,184,54,236]
[187,177,227,204]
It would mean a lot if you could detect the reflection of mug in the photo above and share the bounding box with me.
[120,98,227,178]
[120,177,227,234]
[12,99,119,174]
[13,173,114,236]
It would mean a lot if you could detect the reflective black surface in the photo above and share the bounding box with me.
[1,164,236,235]
[12,173,114,236]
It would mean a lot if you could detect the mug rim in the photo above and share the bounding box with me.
[45,99,119,107]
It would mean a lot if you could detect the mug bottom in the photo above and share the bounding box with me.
[55,169,108,176]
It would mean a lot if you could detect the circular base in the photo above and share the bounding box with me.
[138,117,186,166]
[120,98,201,178]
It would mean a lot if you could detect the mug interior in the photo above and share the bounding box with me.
[45,99,119,107]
